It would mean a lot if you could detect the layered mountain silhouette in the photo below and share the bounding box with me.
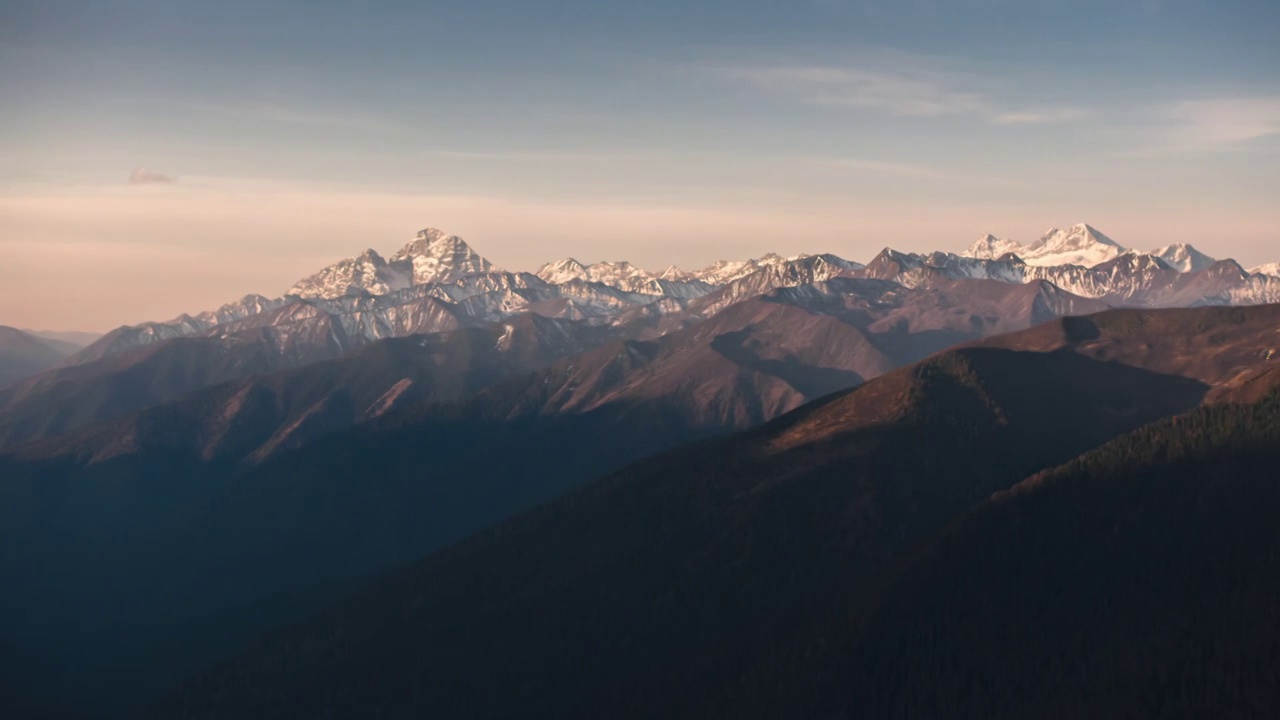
[0,326,72,387]
[4,224,1276,454]
[148,304,1280,719]
[0,277,1117,715]
[5,223,1280,718]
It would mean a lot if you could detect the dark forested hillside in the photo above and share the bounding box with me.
[152,339,1255,719]
[810,388,1280,719]
[7,305,1279,718]
[0,279,1113,719]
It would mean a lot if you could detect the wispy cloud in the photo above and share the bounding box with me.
[801,155,950,179]
[188,101,405,135]
[1167,97,1280,146]
[993,108,1090,125]
[727,64,987,117]
[128,167,176,185]
[717,56,1087,127]
[427,149,644,163]
[1117,96,1280,157]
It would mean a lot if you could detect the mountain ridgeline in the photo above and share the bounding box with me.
[3,223,1280,718]
[152,304,1280,719]
[0,327,75,388]
[2,223,1276,452]
[0,278,1109,715]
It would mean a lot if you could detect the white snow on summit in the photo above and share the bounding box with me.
[534,252,828,292]
[389,228,499,285]
[967,230,1225,274]
[963,234,1023,261]
[1148,243,1217,273]
[81,221,1280,369]
[962,224,1128,268]
[289,229,499,299]
[535,258,655,289]
[287,249,412,298]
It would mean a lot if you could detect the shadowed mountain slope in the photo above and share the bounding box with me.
[810,381,1280,719]
[152,305,1280,719]
[4,316,606,468]
[0,280,1103,717]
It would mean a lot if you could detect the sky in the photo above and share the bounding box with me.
[1,0,1278,331]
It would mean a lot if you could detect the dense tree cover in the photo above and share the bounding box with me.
[813,388,1280,719]
[152,347,1233,719]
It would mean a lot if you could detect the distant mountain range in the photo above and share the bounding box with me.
[2,223,1280,717]
[53,222,1280,374]
[2,223,1275,450]
[0,327,76,387]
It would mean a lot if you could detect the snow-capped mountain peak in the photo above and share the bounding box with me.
[77,221,1280,370]
[658,265,695,281]
[536,258,590,284]
[389,228,498,285]
[286,229,498,299]
[964,233,1022,260]
[1026,223,1126,265]
[535,258,662,289]
[1251,262,1280,278]
[1149,243,1216,273]
[287,247,410,299]
[963,223,1127,268]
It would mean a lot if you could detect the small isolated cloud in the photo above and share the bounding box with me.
[128,167,177,185]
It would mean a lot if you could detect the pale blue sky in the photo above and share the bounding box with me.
[1,0,1278,329]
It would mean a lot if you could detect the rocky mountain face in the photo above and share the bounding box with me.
[286,229,496,298]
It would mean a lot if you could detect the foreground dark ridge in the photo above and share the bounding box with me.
[0,277,1092,716]
[153,304,1280,719]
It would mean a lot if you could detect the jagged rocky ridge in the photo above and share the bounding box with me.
[1,223,1273,451]
[60,223,1280,370]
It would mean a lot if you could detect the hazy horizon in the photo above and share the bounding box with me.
[3,0,1278,331]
